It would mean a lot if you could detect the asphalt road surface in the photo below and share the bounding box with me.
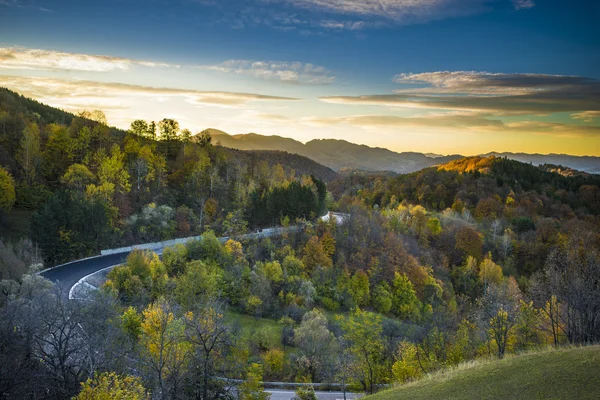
[267,389,361,400]
[39,252,130,300]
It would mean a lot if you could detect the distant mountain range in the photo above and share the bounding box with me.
[206,129,600,175]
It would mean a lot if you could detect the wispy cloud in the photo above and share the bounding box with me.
[200,59,335,84]
[512,0,535,10]
[0,0,51,12]
[0,75,299,111]
[571,111,600,123]
[320,71,600,115]
[196,0,534,31]
[307,114,600,137]
[0,47,178,72]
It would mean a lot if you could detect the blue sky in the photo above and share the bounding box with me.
[1,0,599,155]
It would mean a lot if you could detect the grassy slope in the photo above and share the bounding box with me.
[368,346,600,400]
[224,311,287,351]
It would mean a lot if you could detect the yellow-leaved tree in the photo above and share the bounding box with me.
[140,300,192,400]
[74,372,148,400]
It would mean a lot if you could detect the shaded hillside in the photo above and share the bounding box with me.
[368,346,600,400]
[484,152,600,174]
[205,129,600,175]
[0,89,333,266]
[219,148,339,182]
[207,129,461,173]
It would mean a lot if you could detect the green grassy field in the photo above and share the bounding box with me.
[368,345,600,400]
[224,311,288,350]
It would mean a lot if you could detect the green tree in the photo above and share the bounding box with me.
[348,270,370,307]
[337,309,388,394]
[61,164,96,192]
[158,118,179,141]
[294,310,336,381]
[0,167,16,213]
[99,145,131,195]
[18,122,41,185]
[392,272,421,320]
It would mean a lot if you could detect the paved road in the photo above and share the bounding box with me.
[38,228,296,298]
[38,223,363,399]
[267,389,360,400]
[39,252,131,299]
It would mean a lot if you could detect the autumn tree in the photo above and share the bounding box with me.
[139,300,191,399]
[477,278,522,359]
[75,372,149,400]
[239,363,270,400]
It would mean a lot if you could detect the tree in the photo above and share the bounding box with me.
[98,144,131,195]
[195,130,212,147]
[139,300,191,400]
[337,309,388,394]
[293,310,336,382]
[184,302,231,400]
[130,119,150,138]
[239,363,270,400]
[392,272,421,320]
[477,278,522,359]
[478,256,503,290]
[455,226,483,262]
[348,270,370,307]
[79,110,107,125]
[0,167,15,213]
[158,118,179,142]
[17,122,41,185]
[61,164,96,192]
[301,236,332,273]
[75,372,149,400]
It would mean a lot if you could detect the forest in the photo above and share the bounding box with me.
[0,89,599,399]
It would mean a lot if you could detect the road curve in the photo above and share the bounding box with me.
[39,252,130,299]
[38,226,299,299]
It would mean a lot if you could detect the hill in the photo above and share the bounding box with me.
[204,129,600,175]
[0,88,335,267]
[367,346,600,400]
[484,152,600,174]
[207,129,462,173]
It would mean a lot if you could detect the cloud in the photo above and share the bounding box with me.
[0,0,51,12]
[0,75,299,111]
[201,59,335,84]
[195,0,533,31]
[512,0,535,10]
[320,71,600,115]
[306,113,600,137]
[0,47,178,72]
[571,111,600,123]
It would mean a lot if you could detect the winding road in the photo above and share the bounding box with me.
[38,220,360,400]
[40,252,130,299]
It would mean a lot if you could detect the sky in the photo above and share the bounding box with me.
[0,0,599,156]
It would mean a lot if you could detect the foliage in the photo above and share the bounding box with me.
[75,372,149,400]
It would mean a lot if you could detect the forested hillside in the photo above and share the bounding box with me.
[0,89,598,400]
[0,88,333,269]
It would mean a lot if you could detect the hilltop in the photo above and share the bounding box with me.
[367,346,600,400]
[205,129,600,174]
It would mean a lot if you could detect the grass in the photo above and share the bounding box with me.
[367,345,600,400]
[224,310,287,351]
